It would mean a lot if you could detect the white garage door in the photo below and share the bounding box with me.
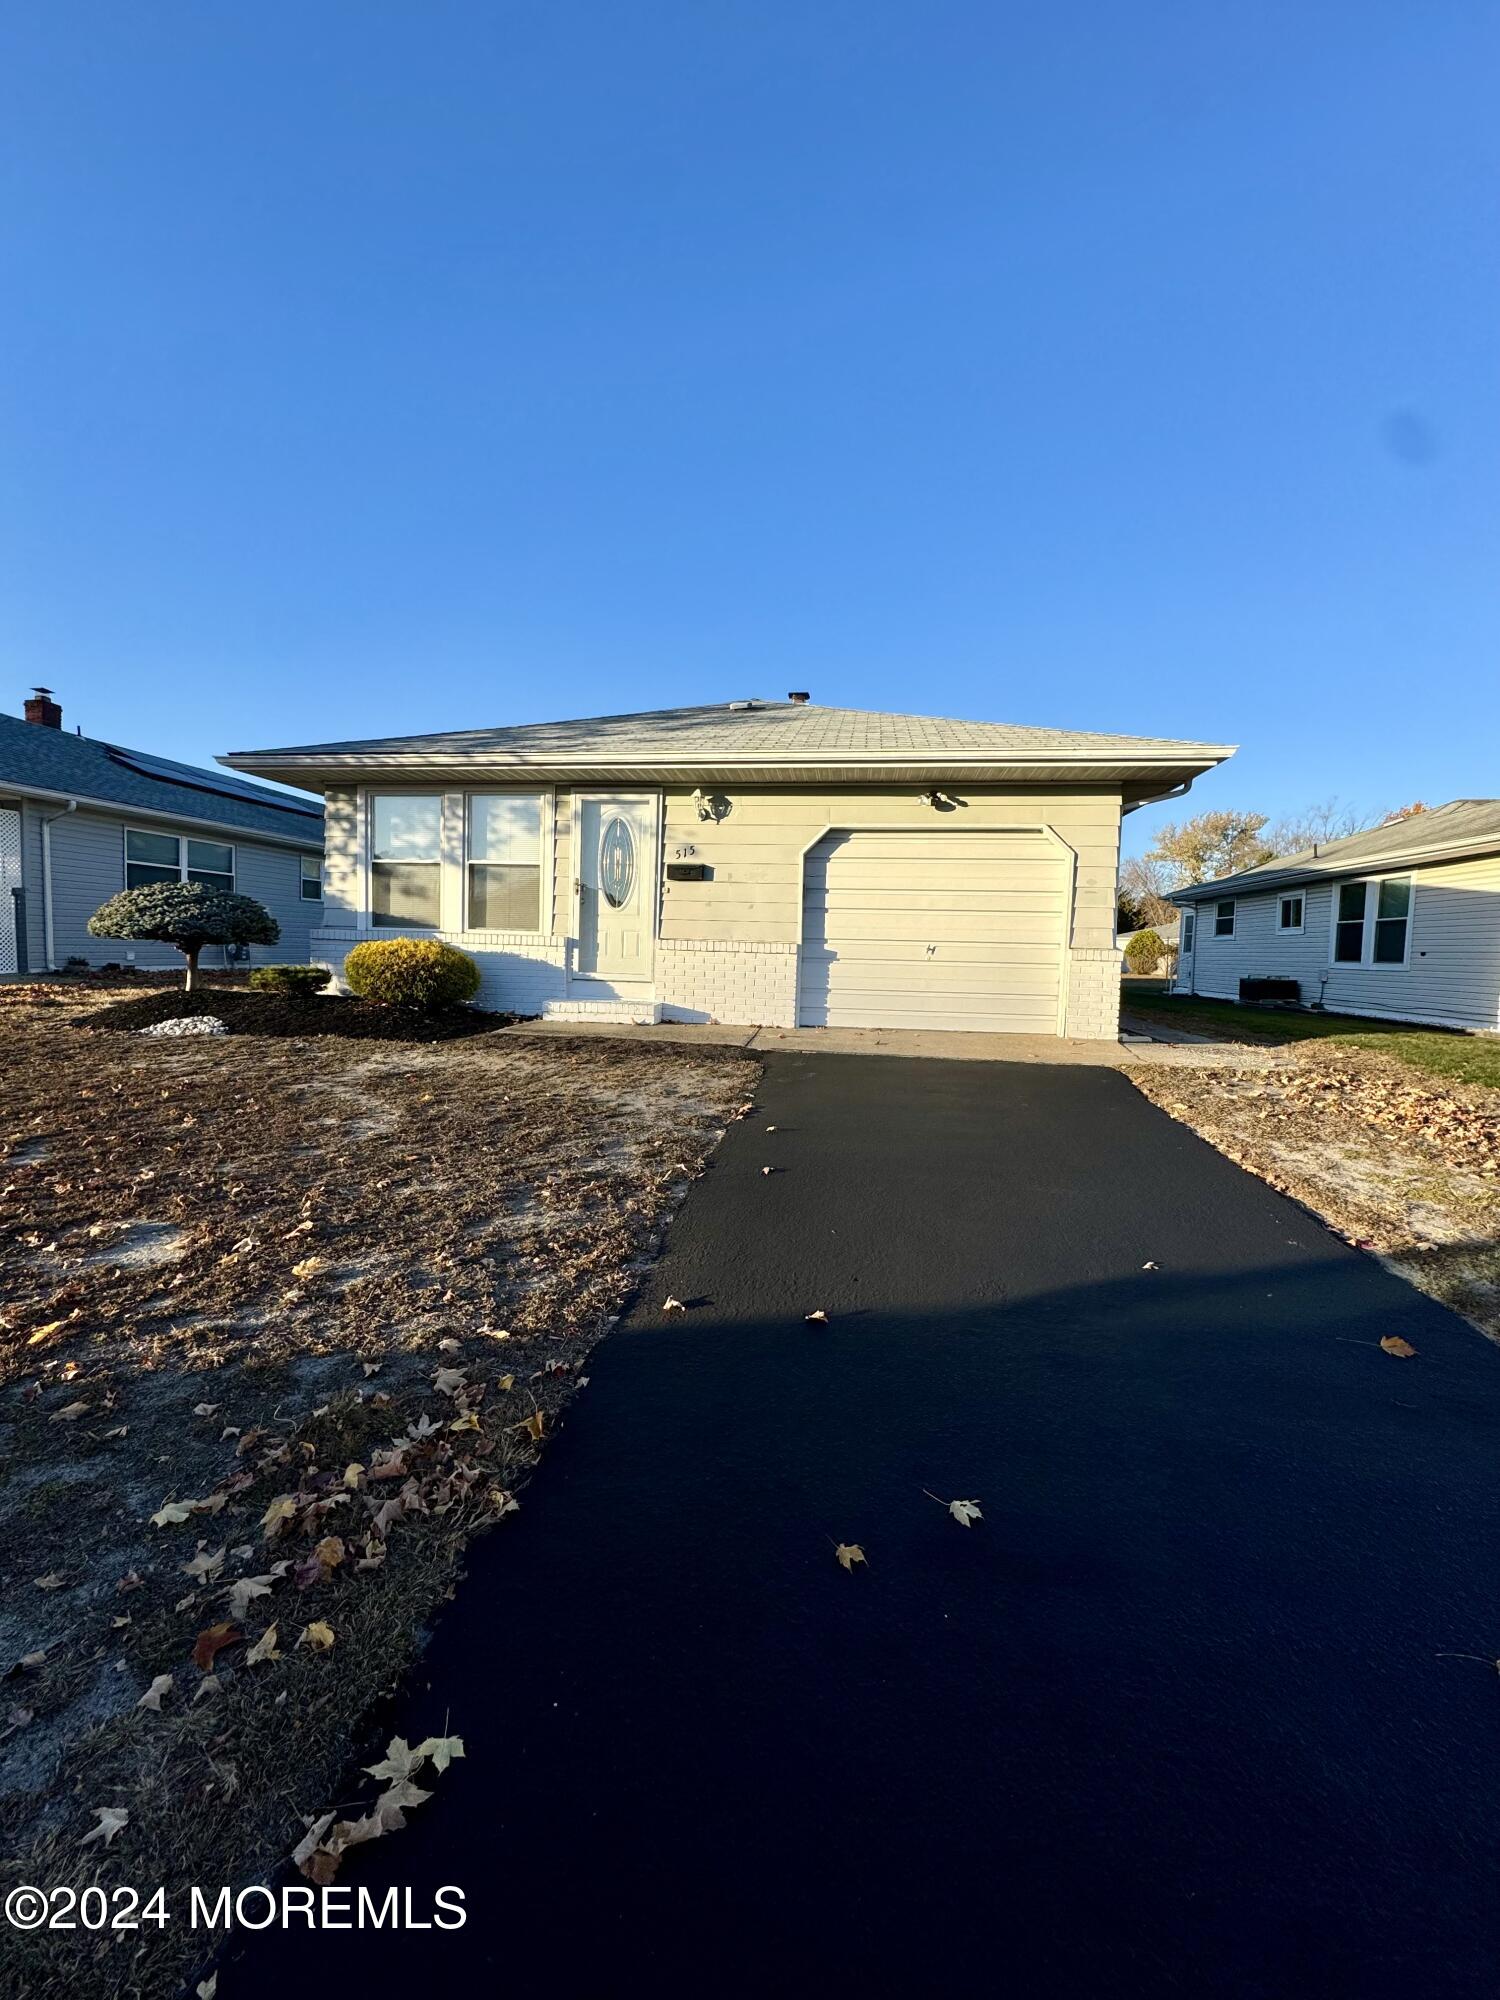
[799,829,1067,1034]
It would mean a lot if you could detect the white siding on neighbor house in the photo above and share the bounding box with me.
[315,781,1125,1037]
[42,809,323,971]
[1176,856,1500,1031]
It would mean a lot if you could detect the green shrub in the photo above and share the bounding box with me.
[1124,928,1164,974]
[343,938,481,1011]
[249,963,331,1000]
[89,883,279,991]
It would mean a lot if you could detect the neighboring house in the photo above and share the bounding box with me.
[0,689,325,976]
[222,699,1230,1039]
[1171,800,1500,1032]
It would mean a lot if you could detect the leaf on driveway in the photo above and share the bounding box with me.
[805,1309,829,1325]
[1380,1335,1417,1358]
[415,1733,465,1772]
[948,1500,983,1526]
[834,1543,867,1571]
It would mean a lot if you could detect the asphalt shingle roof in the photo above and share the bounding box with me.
[1173,800,1500,900]
[0,712,323,843]
[226,700,1230,765]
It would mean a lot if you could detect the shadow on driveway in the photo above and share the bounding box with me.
[227,1056,1500,1999]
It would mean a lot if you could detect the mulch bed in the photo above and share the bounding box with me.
[76,987,520,1042]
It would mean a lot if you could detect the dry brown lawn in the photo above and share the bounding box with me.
[0,984,755,1999]
[1129,1040,1500,1342]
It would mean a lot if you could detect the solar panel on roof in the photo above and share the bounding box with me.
[105,746,322,817]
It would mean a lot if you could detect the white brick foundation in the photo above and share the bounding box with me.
[1063,947,1121,1040]
[657,939,799,1028]
[313,928,571,1017]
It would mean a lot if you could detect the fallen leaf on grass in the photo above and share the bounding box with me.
[1380,1336,1418,1358]
[193,1402,219,1418]
[432,1366,467,1396]
[115,1571,144,1594]
[34,1573,66,1591]
[834,1543,867,1571]
[260,1496,297,1539]
[520,1410,545,1443]
[226,1575,275,1620]
[27,1319,69,1346]
[246,1624,281,1666]
[80,1805,129,1848]
[197,1976,218,1999]
[50,1401,90,1422]
[449,1408,481,1433]
[192,1622,241,1672]
[291,1255,327,1282]
[136,1674,174,1711]
[300,1621,335,1653]
[182,1546,225,1585]
[662,1297,686,1314]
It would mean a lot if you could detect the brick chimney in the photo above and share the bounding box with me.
[24,687,62,728]
[787,690,810,704]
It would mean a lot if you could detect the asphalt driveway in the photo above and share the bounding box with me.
[233,1054,1500,1999]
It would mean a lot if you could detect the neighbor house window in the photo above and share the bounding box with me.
[300,854,323,901]
[1213,899,1235,938]
[1333,878,1412,968]
[467,794,543,931]
[1181,911,1195,953]
[186,839,234,894]
[1278,893,1304,933]
[126,829,235,892]
[370,795,442,928]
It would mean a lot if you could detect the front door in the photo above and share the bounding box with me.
[576,794,658,982]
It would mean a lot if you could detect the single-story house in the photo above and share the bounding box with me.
[222,699,1230,1039]
[1171,799,1500,1032]
[0,688,325,976]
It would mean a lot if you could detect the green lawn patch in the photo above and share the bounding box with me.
[1125,993,1500,1089]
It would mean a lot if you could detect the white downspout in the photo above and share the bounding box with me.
[39,800,77,971]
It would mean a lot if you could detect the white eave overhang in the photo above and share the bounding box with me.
[221,746,1235,794]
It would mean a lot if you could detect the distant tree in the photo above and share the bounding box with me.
[1117,891,1145,934]
[1124,928,1164,974]
[88,883,279,991]
[1118,854,1180,927]
[1146,810,1275,886]
[1264,797,1384,855]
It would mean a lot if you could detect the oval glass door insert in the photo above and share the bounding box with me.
[599,815,636,910]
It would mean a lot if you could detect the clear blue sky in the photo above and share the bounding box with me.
[1,3,1494,855]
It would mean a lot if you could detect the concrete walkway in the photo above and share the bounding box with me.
[503,1014,1272,1068]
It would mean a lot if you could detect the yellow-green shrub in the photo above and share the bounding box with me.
[343,938,481,1011]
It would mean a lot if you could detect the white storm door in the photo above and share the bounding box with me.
[576,794,658,981]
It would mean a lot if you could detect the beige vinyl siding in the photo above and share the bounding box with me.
[656,786,1119,949]
[321,788,360,925]
[1178,856,1500,1031]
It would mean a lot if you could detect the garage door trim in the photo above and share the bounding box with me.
[795,820,1078,1036]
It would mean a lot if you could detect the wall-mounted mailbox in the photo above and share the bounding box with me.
[666,863,711,882]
